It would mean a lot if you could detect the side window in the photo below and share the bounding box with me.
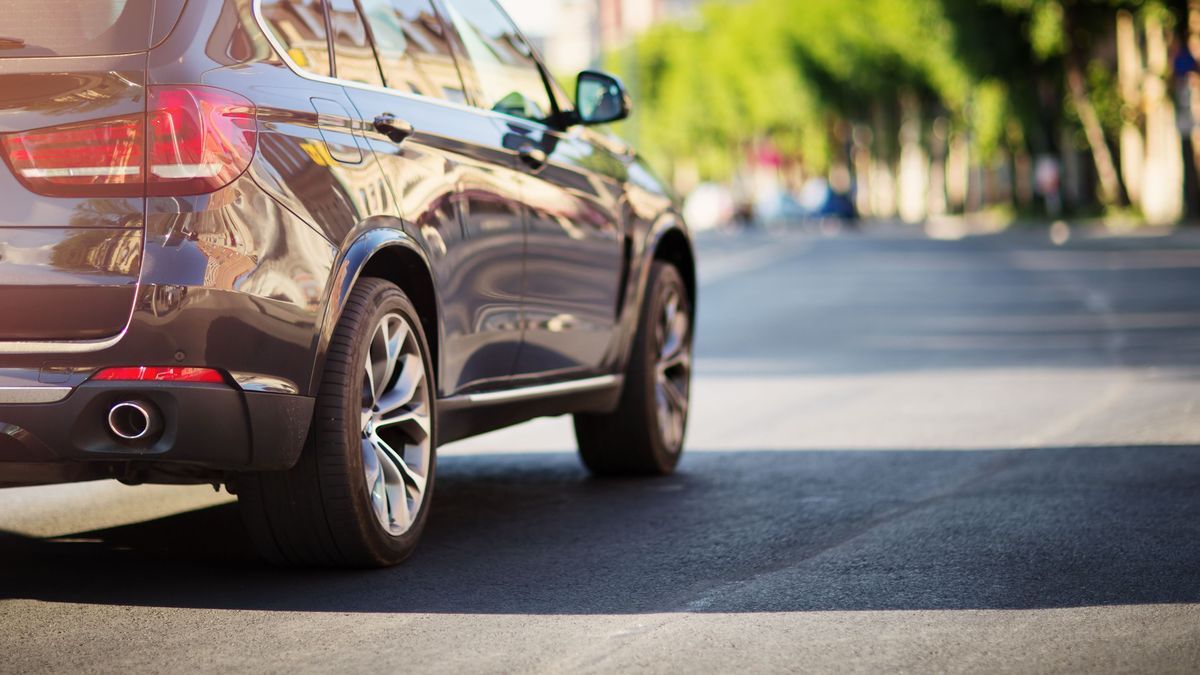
[439,0,555,123]
[357,0,468,104]
[328,0,386,87]
[261,0,332,77]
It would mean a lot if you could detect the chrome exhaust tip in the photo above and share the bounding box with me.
[107,400,162,442]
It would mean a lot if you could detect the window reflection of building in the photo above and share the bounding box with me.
[258,119,393,240]
[462,34,549,119]
[443,0,553,121]
[328,0,386,87]
[38,228,142,277]
[370,7,467,103]
[171,185,336,313]
[261,0,332,75]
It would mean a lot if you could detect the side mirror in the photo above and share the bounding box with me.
[575,70,632,126]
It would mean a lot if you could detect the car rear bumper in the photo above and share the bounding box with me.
[0,381,313,486]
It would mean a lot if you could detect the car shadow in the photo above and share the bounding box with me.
[1,445,1199,615]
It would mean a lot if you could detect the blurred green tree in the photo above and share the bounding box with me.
[606,0,1193,224]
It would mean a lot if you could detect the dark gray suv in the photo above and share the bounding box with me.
[0,0,695,567]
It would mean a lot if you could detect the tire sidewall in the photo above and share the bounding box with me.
[635,263,692,473]
[332,282,437,564]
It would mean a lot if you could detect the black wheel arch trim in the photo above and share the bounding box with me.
[612,213,696,374]
[308,226,444,397]
[648,220,697,316]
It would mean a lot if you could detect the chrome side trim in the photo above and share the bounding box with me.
[0,387,72,404]
[0,329,128,355]
[230,372,301,395]
[442,375,620,407]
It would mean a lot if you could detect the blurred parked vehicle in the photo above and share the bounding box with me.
[683,182,736,231]
[798,177,858,223]
[754,188,806,229]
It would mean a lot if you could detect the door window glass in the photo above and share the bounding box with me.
[439,0,554,122]
[261,0,332,77]
[357,0,467,104]
[328,0,387,87]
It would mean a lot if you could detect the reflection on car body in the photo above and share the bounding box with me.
[0,0,696,568]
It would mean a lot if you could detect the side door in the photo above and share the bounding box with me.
[437,0,626,378]
[331,0,526,396]
[498,119,628,377]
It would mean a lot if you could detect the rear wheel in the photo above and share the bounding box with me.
[575,262,693,476]
[238,278,436,567]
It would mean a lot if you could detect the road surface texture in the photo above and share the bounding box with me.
[2,224,1200,673]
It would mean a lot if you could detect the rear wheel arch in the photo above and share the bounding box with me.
[358,247,441,396]
[314,230,442,397]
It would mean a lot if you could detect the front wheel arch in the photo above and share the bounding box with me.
[651,227,697,321]
[611,222,696,378]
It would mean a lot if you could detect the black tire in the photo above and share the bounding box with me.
[237,278,437,568]
[575,261,693,476]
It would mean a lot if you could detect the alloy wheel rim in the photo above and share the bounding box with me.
[360,312,432,536]
[655,288,691,452]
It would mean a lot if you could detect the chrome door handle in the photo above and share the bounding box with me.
[374,113,415,144]
[518,145,547,171]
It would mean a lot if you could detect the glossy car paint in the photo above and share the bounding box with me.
[0,0,694,488]
[0,60,146,343]
[341,83,531,393]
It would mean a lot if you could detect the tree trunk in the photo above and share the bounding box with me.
[1059,3,1122,207]
[946,130,970,213]
[897,91,928,223]
[1141,11,1185,224]
[1186,0,1200,218]
[1013,148,1034,210]
[928,117,950,216]
[1065,56,1124,207]
[1116,9,1145,209]
[870,102,898,218]
[851,124,874,218]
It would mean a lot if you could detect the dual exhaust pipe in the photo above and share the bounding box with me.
[107,400,163,442]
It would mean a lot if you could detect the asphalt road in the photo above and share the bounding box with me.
[3,223,1200,673]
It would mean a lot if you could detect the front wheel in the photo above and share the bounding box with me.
[575,262,693,476]
[238,278,436,567]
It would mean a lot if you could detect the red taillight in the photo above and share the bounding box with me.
[1,116,144,197]
[1,86,257,198]
[146,87,257,197]
[92,367,226,384]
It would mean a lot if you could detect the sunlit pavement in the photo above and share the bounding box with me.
[3,223,1200,673]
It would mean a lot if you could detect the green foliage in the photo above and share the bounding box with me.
[1030,1,1067,59]
[1086,60,1122,137]
[610,0,981,180]
[607,0,1174,193]
[972,80,1013,161]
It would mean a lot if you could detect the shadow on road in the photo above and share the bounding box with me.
[1,445,1198,614]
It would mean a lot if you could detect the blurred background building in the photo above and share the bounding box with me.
[502,0,701,73]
